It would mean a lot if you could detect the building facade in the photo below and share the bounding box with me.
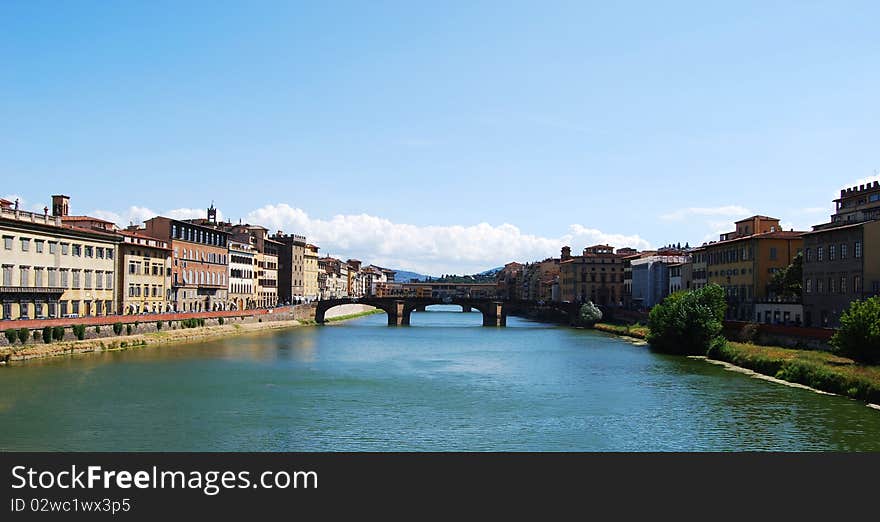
[228,240,256,311]
[304,244,319,301]
[143,216,230,312]
[1,196,119,320]
[558,245,626,306]
[802,181,880,327]
[117,230,172,314]
[273,232,307,304]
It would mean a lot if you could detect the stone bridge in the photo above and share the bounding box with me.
[315,297,580,327]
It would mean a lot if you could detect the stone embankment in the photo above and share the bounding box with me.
[0,303,377,364]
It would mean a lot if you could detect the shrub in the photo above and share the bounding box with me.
[647,284,727,355]
[18,328,30,344]
[4,329,17,344]
[156,321,163,331]
[577,302,603,326]
[218,317,224,325]
[52,326,65,341]
[113,322,123,335]
[126,324,133,335]
[95,325,100,334]
[42,326,53,344]
[33,330,42,342]
[831,296,880,364]
[738,323,759,343]
[72,324,86,340]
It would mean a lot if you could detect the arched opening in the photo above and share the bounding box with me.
[407,303,490,327]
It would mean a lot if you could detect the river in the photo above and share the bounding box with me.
[1,306,878,451]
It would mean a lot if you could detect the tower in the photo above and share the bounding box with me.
[51,195,70,217]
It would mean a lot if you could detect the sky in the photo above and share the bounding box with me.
[2,1,879,275]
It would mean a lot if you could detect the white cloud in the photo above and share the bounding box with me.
[660,205,752,221]
[245,204,651,274]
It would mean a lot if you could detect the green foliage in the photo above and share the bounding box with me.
[42,326,53,344]
[647,284,728,355]
[768,252,803,299]
[126,324,133,335]
[95,325,100,334]
[831,296,880,364]
[18,328,30,344]
[5,329,18,344]
[52,326,65,341]
[72,324,86,340]
[113,322,123,335]
[218,317,224,325]
[156,320,163,331]
[578,302,603,326]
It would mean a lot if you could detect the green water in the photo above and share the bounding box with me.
[1,306,878,451]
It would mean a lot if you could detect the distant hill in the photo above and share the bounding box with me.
[390,269,433,282]
[477,267,504,276]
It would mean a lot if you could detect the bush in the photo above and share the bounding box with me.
[5,329,18,344]
[18,328,30,344]
[42,326,53,344]
[218,317,224,325]
[113,322,123,335]
[831,296,880,364]
[52,326,65,341]
[72,324,86,340]
[126,324,133,335]
[156,321,163,331]
[95,325,100,334]
[647,284,727,355]
[577,302,603,326]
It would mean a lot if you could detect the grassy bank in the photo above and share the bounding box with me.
[707,341,880,404]
[594,322,648,340]
[595,322,880,405]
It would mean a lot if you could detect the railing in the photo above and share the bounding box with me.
[0,207,62,226]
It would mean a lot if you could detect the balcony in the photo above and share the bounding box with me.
[0,207,62,226]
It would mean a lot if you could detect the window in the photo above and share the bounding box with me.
[805,248,812,262]
[107,249,113,260]
[84,270,92,289]
[20,238,30,251]
[97,248,104,259]
[829,277,835,294]
[49,242,57,254]
[48,268,57,287]
[106,272,113,289]
[817,246,824,261]
[85,246,93,258]
[96,271,103,289]
[60,269,69,288]
[855,241,862,258]
[817,279,824,293]
[841,244,848,259]
[20,267,29,286]
[34,267,43,287]
[2,265,12,286]
[769,247,777,260]
[855,275,862,293]
[61,243,69,255]
[829,245,836,261]
[35,240,44,253]
[72,244,82,256]
[3,236,12,250]
[805,278,812,294]
[129,262,138,275]
[840,276,847,294]
[72,270,81,289]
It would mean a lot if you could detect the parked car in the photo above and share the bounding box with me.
[63,313,79,319]
[35,315,48,320]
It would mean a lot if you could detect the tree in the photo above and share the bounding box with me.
[768,252,803,299]
[647,284,727,355]
[17,328,30,344]
[831,297,880,364]
[578,302,603,326]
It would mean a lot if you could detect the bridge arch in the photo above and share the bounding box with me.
[315,297,510,326]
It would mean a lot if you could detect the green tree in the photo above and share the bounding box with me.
[578,301,603,326]
[768,252,803,299]
[113,322,123,335]
[5,329,18,344]
[42,326,53,344]
[72,324,86,340]
[52,326,65,341]
[647,284,727,355]
[831,297,880,364]
[17,328,30,344]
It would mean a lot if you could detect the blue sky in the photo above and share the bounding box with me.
[2,1,879,274]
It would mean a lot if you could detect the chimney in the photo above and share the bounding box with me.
[51,195,70,217]
[561,246,571,260]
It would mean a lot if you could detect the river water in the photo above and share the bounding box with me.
[1,306,878,451]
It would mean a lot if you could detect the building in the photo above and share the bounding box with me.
[521,258,560,302]
[273,232,307,304]
[558,245,627,306]
[1,195,120,320]
[802,181,880,327]
[318,257,347,299]
[703,216,804,321]
[143,213,230,312]
[629,250,690,309]
[347,259,364,297]
[304,244,320,301]
[496,262,524,300]
[228,240,256,311]
[116,229,172,314]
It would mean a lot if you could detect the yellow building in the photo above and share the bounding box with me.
[703,216,803,320]
[304,243,319,301]
[117,230,172,314]
[1,195,119,320]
